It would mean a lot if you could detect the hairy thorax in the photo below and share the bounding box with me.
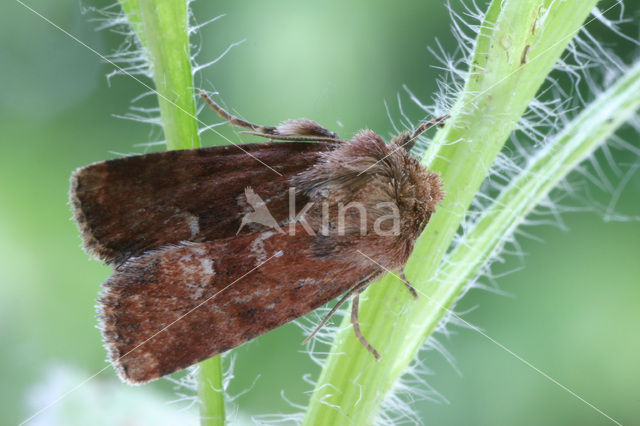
[292,130,444,270]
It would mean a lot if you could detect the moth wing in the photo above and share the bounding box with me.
[100,227,379,384]
[70,142,330,264]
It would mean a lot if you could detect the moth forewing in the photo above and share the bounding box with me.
[100,227,381,384]
[69,142,330,264]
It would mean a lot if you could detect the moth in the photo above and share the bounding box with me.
[70,92,446,384]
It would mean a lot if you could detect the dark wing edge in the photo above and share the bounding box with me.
[70,168,111,262]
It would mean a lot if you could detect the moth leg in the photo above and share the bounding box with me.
[411,114,450,137]
[301,271,378,345]
[392,114,450,151]
[271,118,340,140]
[400,269,419,300]
[200,91,278,134]
[351,290,381,359]
[301,282,363,345]
[200,91,341,141]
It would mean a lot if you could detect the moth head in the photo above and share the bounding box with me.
[391,142,444,236]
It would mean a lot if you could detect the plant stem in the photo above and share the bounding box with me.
[136,0,200,150]
[425,58,640,349]
[304,1,600,424]
[198,357,226,425]
[119,0,225,424]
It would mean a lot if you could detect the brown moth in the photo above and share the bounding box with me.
[70,92,445,384]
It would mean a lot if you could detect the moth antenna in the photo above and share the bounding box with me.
[400,269,419,300]
[398,114,451,151]
[351,291,381,359]
[199,90,278,134]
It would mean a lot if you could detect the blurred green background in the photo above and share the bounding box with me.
[2,0,639,425]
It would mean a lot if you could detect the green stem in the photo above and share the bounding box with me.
[198,357,226,425]
[420,58,640,353]
[138,0,199,150]
[304,1,600,424]
[119,0,225,424]
[121,0,200,150]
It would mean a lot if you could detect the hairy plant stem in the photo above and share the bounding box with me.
[304,1,605,424]
[118,0,225,425]
[433,57,640,337]
[120,0,200,150]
